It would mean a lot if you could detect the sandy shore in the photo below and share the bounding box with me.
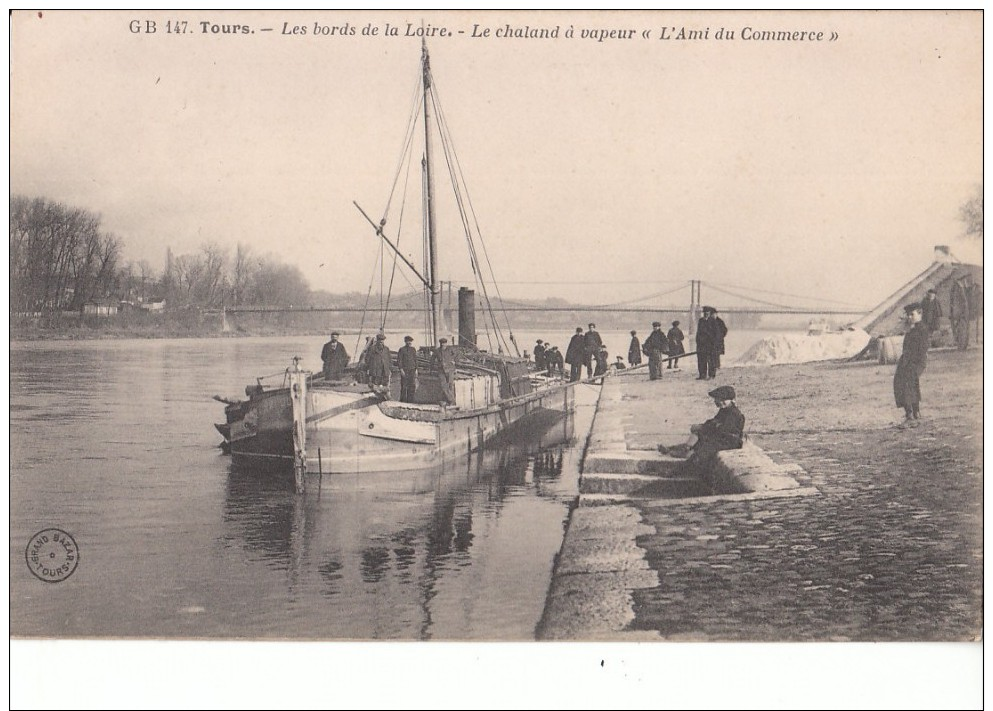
[541,346,982,641]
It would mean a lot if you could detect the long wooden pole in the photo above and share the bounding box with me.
[422,40,441,345]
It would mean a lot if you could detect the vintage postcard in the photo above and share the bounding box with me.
[9,10,983,708]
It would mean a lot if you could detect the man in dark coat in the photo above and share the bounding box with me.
[546,346,564,378]
[695,308,717,380]
[397,335,418,402]
[711,308,728,372]
[659,385,745,467]
[583,323,603,379]
[921,289,943,343]
[433,337,457,404]
[666,320,685,369]
[628,330,642,367]
[894,303,928,422]
[594,345,609,376]
[565,327,585,382]
[321,331,350,380]
[949,279,972,350]
[366,333,392,392]
[534,339,547,372]
[643,321,669,380]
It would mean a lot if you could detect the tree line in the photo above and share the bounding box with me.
[10,195,311,314]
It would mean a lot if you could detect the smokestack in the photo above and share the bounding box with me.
[458,287,476,347]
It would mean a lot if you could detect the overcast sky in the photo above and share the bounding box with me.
[10,10,983,310]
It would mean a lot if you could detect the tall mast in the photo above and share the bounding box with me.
[421,40,441,345]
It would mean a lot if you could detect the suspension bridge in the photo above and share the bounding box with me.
[219,279,869,318]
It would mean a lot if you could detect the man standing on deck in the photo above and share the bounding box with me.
[534,339,547,372]
[434,337,457,404]
[367,333,392,392]
[628,330,642,367]
[321,331,350,380]
[546,345,564,378]
[643,321,669,380]
[565,327,585,382]
[583,323,603,379]
[397,335,418,403]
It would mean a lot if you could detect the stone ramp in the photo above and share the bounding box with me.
[539,368,815,640]
[579,369,809,503]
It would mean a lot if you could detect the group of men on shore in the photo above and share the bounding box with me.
[626,307,728,381]
[530,307,729,384]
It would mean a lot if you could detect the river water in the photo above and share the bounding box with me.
[10,328,773,640]
[10,336,604,640]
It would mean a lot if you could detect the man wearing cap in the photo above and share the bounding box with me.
[565,327,586,382]
[894,303,928,422]
[696,307,718,380]
[667,320,685,370]
[659,385,745,464]
[366,332,392,390]
[321,331,350,380]
[628,330,642,367]
[643,321,669,380]
[583,323,603,379]
[433,337,457,404]
[397,335,418,402]
[921,288,943,341]
[534,339,547,373]
[546,345,564,378]
[594,344,610,376]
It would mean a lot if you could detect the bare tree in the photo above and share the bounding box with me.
[959,184,983,240]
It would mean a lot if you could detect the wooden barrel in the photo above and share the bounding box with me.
[878,336,904,364]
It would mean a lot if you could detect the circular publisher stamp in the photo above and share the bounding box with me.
[25,528,79,583]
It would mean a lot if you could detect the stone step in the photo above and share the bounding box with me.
[583,451,685,475]
[580,472,710,497]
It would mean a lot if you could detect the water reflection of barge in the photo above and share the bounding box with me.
[219,407,575,639]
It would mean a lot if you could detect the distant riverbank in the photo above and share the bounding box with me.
[9,311,329,341]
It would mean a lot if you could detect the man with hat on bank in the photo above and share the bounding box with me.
[321,331,350,380]
[397,335,418,403]
[894,302,929,423]
[667,320,685,370]
[642,321,670,380]
[695,306,720,380]
[659,385,745,466]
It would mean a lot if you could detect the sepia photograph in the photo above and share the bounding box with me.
[9,9,983,708]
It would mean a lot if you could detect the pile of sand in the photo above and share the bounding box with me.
[735,329,871,366]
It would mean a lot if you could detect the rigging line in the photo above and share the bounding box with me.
[432,93,512,355]
[602,283,690,308]
[355,245,383,357]
[382,108,421,327]
[703,283,799,310]
[431,78,518,355]
[705,281,868,308]
[382,69,426,219]
[429,88,508,353]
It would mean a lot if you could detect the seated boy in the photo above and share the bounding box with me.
[659,386,745,465]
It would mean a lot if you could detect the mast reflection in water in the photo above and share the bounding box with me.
[219,402,586,640]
